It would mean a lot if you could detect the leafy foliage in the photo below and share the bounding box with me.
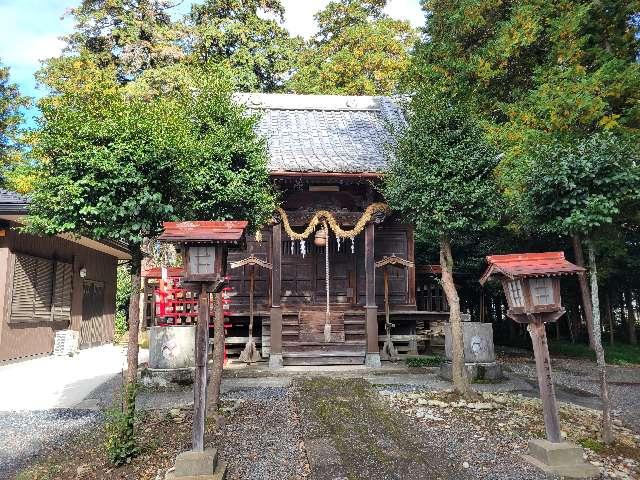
[384,91,503,243]
[290,0,417,95]
[104,382,140,466]
[186,0,301,92]
[517,132,640,237]
[25,64,275,270]
[0,60,29,172]
[64,0,184,83]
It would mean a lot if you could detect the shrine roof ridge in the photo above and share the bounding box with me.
[234,93,407,175]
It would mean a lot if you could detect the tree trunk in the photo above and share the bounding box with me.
[572,235,595,349]
[126,252,142,385]
[626,290,638,345]
[206,292,225,414]
[604,290,614,346]
[586,240,614,444]
[439,235,470,397]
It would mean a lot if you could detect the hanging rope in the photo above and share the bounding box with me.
[276,203,390,240]
[324,222,331,342]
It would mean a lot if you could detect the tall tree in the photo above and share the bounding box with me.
[0,60,29,171]
[63,0,184,83]
[290,0,417,95]
[518,131,640,443]
[186,0,301,92]
[25,64,275,460]
[384,90,503,397]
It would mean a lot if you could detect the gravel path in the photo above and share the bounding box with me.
[0,409,101,479]
[214,387,308,480]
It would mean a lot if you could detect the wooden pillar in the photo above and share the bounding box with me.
[528,319,562,443]
[269,223,283,368]
[365,222,381,367]
[192,282,209,451]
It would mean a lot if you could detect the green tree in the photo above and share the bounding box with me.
[384,91,503,396]
[186,0,301,92]
[517,131,640,443]
[25,64,275,459]
[0,60,29,172]
[63,0,184,83]
[290,0,417,95]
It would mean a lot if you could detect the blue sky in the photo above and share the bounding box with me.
[0,0,425,126]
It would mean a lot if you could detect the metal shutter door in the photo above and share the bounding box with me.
[52,261,73,321]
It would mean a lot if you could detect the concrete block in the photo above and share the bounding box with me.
[175,448,218,477]
[522,440,600,479]
[269,353,283,369]
[165,460,226,480]
[444,322,496,363]
[140,367,195,388]
[149,326,196,369]
[365,352,381,368]
[439,361,503,382]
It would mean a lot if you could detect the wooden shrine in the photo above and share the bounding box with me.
[144,93,451,367]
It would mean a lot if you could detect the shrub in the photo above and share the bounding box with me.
[405,355,443,368]
[104,382,140,466]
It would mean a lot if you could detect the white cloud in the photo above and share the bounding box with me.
[281,0,425,39]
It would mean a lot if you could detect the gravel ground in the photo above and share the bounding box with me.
[504,356,640,433]
[0,409,101,479]
[213,387,308,480]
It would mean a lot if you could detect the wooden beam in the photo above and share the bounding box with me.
[270,224,283,361]
[365,222,378,356]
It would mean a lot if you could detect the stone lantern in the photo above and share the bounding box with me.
[159,221,247,480]
[480,252,599,479]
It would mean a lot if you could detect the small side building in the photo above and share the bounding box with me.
[0,190,131,362]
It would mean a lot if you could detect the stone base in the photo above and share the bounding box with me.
[165,448,227,480]
[521,439,600,479]
[439,361,503,382]
[140,367,195,388]
[365,352,381,368]
[269,353,283,369]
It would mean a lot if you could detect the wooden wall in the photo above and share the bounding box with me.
[225,222,416,313]
[0,225,117,362]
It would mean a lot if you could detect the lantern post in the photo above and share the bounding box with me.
[159,221,247,480]
[480,252,600,478]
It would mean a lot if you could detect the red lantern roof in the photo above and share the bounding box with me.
[158,221,248,245]
[479,252,585,285]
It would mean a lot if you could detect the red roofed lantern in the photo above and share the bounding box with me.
[480,253,585,444]
[480,252,584,324]
[479,252,600,478]
[158,220,247,456]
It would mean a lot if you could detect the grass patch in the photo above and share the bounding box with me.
[548,341,640,365]
[405,355,443,368]
[577,437,606,453]
[16,462,63,480]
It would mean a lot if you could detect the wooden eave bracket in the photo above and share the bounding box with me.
[230,254,273,270]
[375,254,414,269]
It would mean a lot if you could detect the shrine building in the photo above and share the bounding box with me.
[143,93,449,367]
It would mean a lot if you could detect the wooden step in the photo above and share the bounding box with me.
[282,351,366,366]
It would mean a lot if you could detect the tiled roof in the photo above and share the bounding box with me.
[234,93,406,174]
[0,189,29,213]
[479,252,585,285]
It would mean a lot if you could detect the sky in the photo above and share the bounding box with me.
[0,0,425,110]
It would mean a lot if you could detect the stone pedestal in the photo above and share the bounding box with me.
[522,439,600,479]
[165,448,227,480]
[269,353,283,369]
[440,322,503,381]
[149,325,196,369]
[365,352,381,368]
